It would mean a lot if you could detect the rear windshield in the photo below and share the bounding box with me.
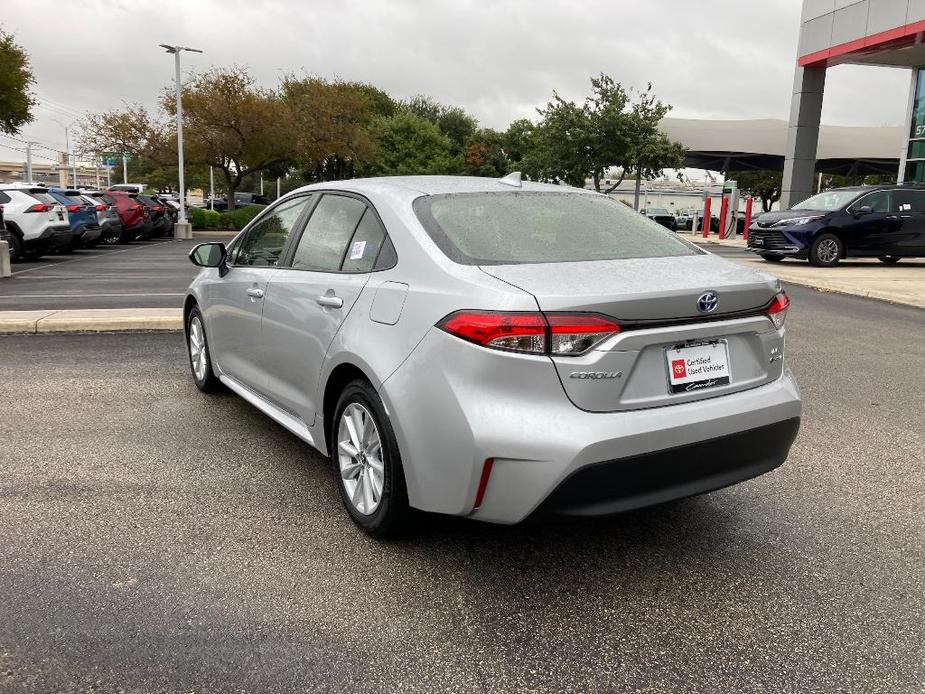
[30,192,57,205]
[413,191,700,265]
[62,194,86,205]
[792,190,861,211]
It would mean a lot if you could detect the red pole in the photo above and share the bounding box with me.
[701,197,712,238]
[719,195,729,240]
[743,197,753,241]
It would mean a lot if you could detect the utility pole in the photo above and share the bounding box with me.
[276,177,280,200]
[95,155,101,188]
[209,166,214,210]
[122,155,128,183]
[25,142,33,183]
[160,43,202,239]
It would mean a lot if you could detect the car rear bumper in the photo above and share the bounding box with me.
[74,224,102,244]
[537,417,799,517]
[380,328,802,524]
[24,225,73,251]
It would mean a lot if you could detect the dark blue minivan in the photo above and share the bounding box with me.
[747,185,925,266]
[47,188,102,249]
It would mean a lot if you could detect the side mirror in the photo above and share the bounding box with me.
[856,205,873,216]
[189,242,227,269]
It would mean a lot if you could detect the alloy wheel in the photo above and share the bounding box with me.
[337,403,385,516]
[817,238,839,264]
[188,316,207,382]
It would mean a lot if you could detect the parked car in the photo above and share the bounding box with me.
[207,191,269,211]
[183,175,801,537]
[0,185,72,261]
[152,194,179,228]
[99,190,151,244]
[80,191,123,244]
[47,187,102,250]
[748,184,925,266]
[641,207,678,231]
[136,194,171,238]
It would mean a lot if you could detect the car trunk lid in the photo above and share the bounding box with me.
[479,254,786,412]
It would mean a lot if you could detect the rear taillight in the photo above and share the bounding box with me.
[129,204,141,211]
[767,291,790,329]
[66,204,81,213]
[153,205,162,212]
[437,311,620,356]
[95,204,105,212]
[25,203,50,213]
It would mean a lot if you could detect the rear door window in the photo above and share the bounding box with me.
[340,209,388,273]
[290,194,367,272]
[891,189,925,213]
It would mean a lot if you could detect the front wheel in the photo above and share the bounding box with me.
[878,256,902,264]
[332,380,410,538]
[186,307,222,393]
[760,254,784,263]
[808,233,843,267]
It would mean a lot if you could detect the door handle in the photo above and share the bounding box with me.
[316,295,343,309]
[246,287,264,299]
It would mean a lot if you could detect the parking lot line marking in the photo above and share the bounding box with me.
[10,241,174,277]
[0,293,186,298]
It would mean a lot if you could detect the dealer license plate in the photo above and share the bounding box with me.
[666,341,731,394]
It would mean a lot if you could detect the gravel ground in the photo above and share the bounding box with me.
[0,284,922,693]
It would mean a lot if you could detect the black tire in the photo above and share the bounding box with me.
[878,256,902,264]
[5,233,23,262]
[808,233,843,267]
[186,306,222,393]
[760,254,785,263]
[331,379,410,538]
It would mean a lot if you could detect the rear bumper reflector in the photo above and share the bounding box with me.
[473,458,495,510]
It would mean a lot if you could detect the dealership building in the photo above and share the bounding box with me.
[784,0,925,205]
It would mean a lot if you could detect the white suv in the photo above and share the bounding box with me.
[0,186,72,261]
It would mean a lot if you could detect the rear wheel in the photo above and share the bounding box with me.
[808,233,843,267]
[186,307,222,393]
[332,380,410,538]
[760,254,784,263]
[878,256,902,264]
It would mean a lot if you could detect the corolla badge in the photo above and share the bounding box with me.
[697,291,719,314]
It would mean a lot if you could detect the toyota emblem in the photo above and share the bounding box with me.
[697,291,719,314]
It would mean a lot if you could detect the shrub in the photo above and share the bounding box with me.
[189,206,222,229]
[228,204,265,230]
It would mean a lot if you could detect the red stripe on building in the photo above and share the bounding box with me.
[798,19,925,67]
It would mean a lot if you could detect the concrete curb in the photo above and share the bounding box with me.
[0,309,183,334]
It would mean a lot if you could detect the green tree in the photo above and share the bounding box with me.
[282,77,395,181]
[735,170,783,212]
[362,113,456,176]
[165,66,295,210]
[0,30,36,135]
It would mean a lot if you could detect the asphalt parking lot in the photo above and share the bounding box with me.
[0,234,231,310]
[0,284,923,693]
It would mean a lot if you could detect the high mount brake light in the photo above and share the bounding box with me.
[437,311,621,356]
[767,291,790,329]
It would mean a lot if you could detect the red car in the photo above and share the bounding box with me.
[100,191,153,244]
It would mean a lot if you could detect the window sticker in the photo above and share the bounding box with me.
[350,240,367,260]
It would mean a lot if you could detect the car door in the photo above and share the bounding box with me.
[889,188,925,255]
[204,194,314,393]
[260,193,392,425]
[842,190,901,256]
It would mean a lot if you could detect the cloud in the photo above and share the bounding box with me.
[2,0,911,163]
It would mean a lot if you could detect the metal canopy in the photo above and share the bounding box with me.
[661,117,903,175]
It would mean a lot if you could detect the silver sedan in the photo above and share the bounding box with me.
[184,175,801,537]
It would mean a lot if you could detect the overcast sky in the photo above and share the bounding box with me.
[2,0,913,165]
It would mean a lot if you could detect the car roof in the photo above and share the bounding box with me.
[292,175,592,200]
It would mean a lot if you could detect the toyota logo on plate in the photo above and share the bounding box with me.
[697,291,719,314]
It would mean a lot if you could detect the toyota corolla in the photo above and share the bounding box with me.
[184,175,801,537]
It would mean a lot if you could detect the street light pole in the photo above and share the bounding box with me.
[160,43,202,237]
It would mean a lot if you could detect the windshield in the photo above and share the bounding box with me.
[413,191,700,265]
[647,208,670,215]
[792,190,861,211]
